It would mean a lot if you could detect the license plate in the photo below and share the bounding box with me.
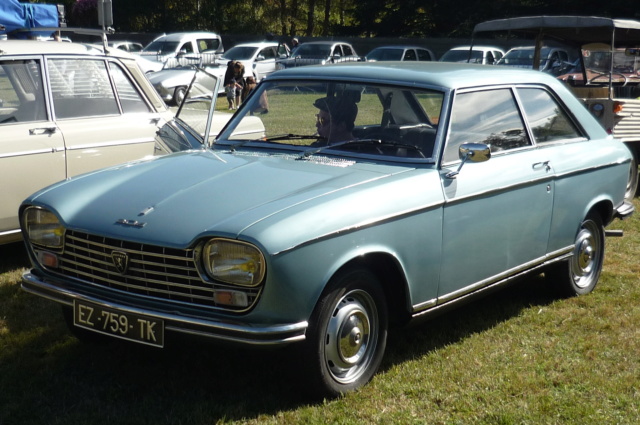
[73,299,164,347]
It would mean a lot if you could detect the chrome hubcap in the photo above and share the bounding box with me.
[571,221,601,289]
[324,290,378,384]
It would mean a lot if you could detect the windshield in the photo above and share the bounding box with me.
[216,80,444,160]
[498,47,552,66]
[142,40,179,55]
[441,50,483,63]
[294,44,332,57]
[367,49,403,61]
[222,46,259,61]
[583,49,640,74]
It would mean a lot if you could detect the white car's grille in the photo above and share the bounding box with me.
[53,230,260,312]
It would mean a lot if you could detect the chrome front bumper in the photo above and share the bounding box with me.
[22,272,308,346]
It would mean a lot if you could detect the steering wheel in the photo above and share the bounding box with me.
[588,71,628,87]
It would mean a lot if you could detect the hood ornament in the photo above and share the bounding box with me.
[116,218,146,228]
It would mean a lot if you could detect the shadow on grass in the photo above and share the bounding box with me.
[1,267,560,424]
[0,241,30,272]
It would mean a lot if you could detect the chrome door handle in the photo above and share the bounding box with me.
[532,161,551,171]
[29,127,57,135]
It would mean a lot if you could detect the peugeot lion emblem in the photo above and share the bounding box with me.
[111,251,129,274]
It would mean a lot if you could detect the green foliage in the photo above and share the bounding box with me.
[47,0,638,37]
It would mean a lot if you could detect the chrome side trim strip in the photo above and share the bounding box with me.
[21,272,307,346]
[412,246,573,316]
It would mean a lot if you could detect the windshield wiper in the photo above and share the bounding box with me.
[264,134,324,142]
[299,138,426,159]
[227,134,323,152]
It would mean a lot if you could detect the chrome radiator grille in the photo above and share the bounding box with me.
[54,230,259,311]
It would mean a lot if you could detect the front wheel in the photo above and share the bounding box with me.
[173,86,186,106]
[303,267,388,398]
[547,213,605,296]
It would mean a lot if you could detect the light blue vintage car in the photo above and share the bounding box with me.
[20,62,634,397]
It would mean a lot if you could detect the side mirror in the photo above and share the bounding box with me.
[255,55,265,61]
[446,143,491,178]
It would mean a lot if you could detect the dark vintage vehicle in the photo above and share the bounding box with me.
[473,16,640,201]
[20,62,633,397]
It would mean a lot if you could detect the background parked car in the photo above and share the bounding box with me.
[277,41,359,68]
[139,32,224,66]
[439,45,505,64]
[109,40,144,53]
[364,45,436,61]
[219,41,290,81]
[496,46,570,75]
[0,39,233,245]
[20,61,633,399]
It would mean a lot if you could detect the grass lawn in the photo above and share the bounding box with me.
[1,199,639,425]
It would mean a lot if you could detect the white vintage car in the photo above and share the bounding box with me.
[0,40,231,245]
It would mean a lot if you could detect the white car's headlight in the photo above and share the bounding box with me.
[23,207,65,249]
[202,239,265,286]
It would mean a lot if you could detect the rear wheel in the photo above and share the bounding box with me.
[547,213,605,296]
[303,267,388,398]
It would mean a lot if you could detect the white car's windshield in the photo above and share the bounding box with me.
[222,46,259,61]
[217,80,444,160]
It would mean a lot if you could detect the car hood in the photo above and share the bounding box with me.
[26,150,423,252]
[147,68,195,86]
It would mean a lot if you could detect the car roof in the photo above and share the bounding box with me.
[301,41,351,46]
[152,32,220,41]
[370,45,430,50]
[267,61,561,90]
[227,41,280,49]
[448,45,504,52]
[0,39,129,58]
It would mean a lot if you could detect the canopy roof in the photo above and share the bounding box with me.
[473,16,640,46]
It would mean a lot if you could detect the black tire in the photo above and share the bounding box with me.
[303,266,388,398]
[173,86,186,105]
[547,213,605,296]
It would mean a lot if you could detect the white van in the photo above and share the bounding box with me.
[140,32,224,66]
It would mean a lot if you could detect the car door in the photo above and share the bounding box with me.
[438,87,554,300]
[0,58,66,242]
[254,46,277,80]
[46,57,162,178]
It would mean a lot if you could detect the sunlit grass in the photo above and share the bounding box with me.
[1,200,639,424]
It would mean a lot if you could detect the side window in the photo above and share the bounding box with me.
[486,51,495,65]
[343,45,354,56]
[417,49,432,61]
[48,59,119,119]
[332,46,342,57]
[517,88,582,144]
[109,63,151,114]
[198,38,220,52]
[180,42,194,54]
[444,89,531,163]
[260,47,276,60]
[404,49,417,61]
[0,60,47,124]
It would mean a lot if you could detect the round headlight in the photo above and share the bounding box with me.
[23,207,65,249]
[202,239,265,286]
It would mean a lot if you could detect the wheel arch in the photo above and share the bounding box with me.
[586,198,615,227]
[325,252,412,326]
